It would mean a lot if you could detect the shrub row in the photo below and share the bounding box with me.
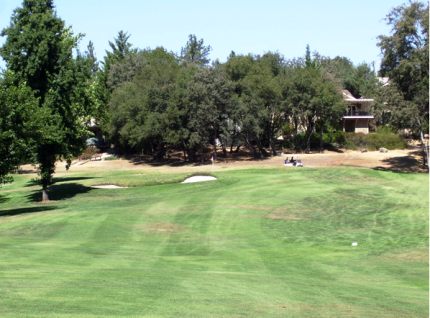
[288,130,407,151]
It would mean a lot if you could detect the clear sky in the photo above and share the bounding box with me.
[0,0,420,71]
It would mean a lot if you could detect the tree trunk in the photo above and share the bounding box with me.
[293,117,300,153]
[306,132,312,154]
[213,127,218,160]
[270,139,277,156]
[319,125,323,153]
[201,143,204,164]
[221,141,227,157]
[213,140,217,161]
[181,140,187,161]
[255,139,268,157]
[306,117,315,154]
[420,130,429,168]
[42,182,49,202]
[244,137,258,157]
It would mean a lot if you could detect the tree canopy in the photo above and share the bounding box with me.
[377,0,429,165]
[180,34,212,66]
[0,0,96,200]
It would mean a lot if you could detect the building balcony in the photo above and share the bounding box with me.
[342,110,374,119]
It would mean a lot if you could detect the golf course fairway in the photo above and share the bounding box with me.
[0,167,428,317]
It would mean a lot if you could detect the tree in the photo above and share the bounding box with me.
[377,0,429,167]
[105,48,182,157]
[0,0,96,201]
[185,66,235,162]
[95,31,136,124]
[180,34,212,66]
[106,31,134,62]
[284,48,344,153]
[0,72,48,185]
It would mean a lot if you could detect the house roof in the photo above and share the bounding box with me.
[342,90,373,103]
[342,90,355,100]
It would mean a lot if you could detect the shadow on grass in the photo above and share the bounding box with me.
[0,205,59,217]
[52,176,100,183]
[0,194,11,204]
[373,151,428,173]
[25,176,99,187]
[26,183,93,202]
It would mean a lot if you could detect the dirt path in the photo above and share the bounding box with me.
[19,148,427,174]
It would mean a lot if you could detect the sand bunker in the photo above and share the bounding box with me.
[90,185,128,189]
[182,176,217,183]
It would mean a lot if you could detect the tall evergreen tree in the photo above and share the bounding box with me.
[95,31,136,124]
[180,34,212,66]
[0,0,96,201]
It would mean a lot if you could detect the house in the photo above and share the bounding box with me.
[87,118,110,149]
[340,90,374,134]
[88,118,103,139]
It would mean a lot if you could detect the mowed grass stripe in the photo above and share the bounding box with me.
[0,167,428,317]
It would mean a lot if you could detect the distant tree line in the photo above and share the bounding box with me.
[0,0,428,201]
[95,37,380,160]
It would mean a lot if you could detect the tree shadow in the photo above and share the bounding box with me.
[24,176,99,187]
[0,194,11,204]
[26,183,93,202]
[52,177,100,183]
[0,205,59,217]
[373,152,428,173]
[322,146,345,153]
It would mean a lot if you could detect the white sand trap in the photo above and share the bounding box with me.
[91,185,128,189]
[182,176,217,183]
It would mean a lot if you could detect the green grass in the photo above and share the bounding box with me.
[0,167,428,317]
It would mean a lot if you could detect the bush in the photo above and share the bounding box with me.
[365,133,407,150]
[285,130,406,151]
[81,147,98,158]
[339,132,407,151]
[344,132,366,149]
[376,125,396,134]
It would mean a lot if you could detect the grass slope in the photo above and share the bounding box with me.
[0,167,428,317]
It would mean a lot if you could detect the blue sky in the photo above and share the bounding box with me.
[0,0,419,71]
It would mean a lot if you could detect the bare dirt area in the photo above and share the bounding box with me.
[19,147,428,174]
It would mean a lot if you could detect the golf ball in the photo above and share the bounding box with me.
[352,242,358,246]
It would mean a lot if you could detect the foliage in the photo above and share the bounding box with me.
[185,65,236,161]
[80,147,99,158]
[376,125,396,134]
[0,72,48,184]
[320,56,378,99]
[107,50,147,90]
[377,1,429,166]
[180,34,212,66]
[0,0,96,200]
[94,31,137,125]
[105,47,183,155]
[344,132,366,150]
[341,132,407,150]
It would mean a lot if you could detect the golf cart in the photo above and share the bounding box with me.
[284,155,303,167]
